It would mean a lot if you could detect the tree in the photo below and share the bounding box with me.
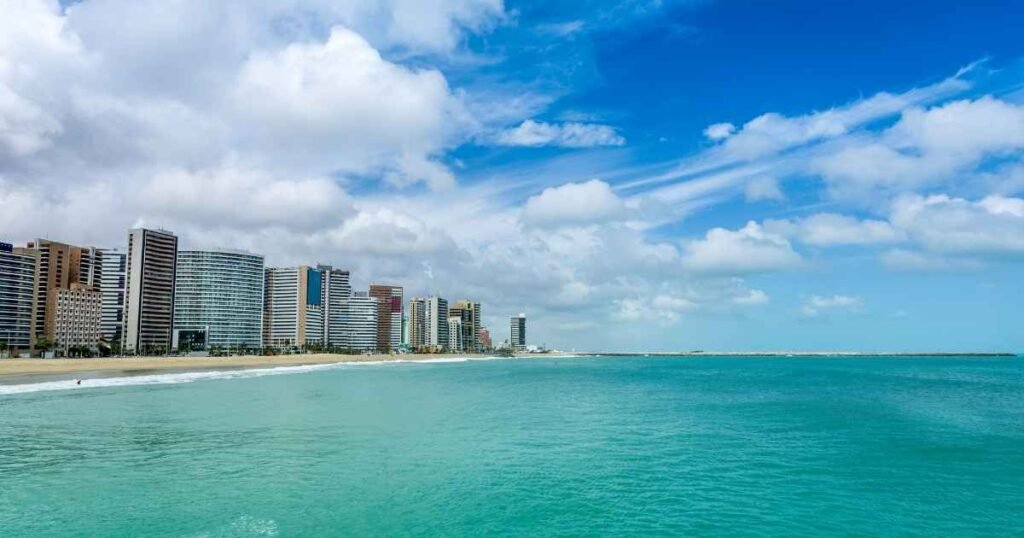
[35,337,56,352]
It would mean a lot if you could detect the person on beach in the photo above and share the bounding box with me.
[76,380,81,385]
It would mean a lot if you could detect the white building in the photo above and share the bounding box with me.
[51,284,102,354]
[174,250,264,351]
[447,316,463,353]
[424,296,449,351]
[320,265,351,348]
[340,292,378,352]
[123,228,178,354]
[263,266,326,348]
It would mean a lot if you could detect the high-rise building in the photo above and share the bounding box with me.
[22,239,96,344]
[320,265,351,348]
[510,313,527,351]
[173,250,264,351]
[425,296,449,351]
[50,283,102,354]
[478,327,492,351]
[369,284,403,352]
[96,248,126,344]
[0,242,37,354]
[263,266,327,348]
[447,316,463,352]
[450,300,481,352]
[123,228,178,354]
[408,297,427,350]
[340,292,378,352]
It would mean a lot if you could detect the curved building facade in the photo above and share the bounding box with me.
[173,250,264,351]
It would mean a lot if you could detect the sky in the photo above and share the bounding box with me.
[2,0,1023,352]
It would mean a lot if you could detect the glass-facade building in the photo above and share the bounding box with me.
[0,243,36,353]
[173,250,264,351]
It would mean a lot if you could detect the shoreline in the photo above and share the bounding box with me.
[0,353,492,379]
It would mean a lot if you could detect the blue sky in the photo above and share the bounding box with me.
[3,0,1023,351]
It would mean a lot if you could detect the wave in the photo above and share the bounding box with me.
[0,355,513,396]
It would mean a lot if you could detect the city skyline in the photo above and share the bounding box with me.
[2,1,1023,352]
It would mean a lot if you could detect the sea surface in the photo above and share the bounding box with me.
[1,356,1023,536]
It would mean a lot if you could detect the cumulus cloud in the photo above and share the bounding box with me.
[681,221,803,273]
[495,119,625,148]
[888,194,1024,256]
[522,179,627,227]
[879,249,983,272]
[801,295,862,317]
[703,122,735,141]
[765,213,904,246]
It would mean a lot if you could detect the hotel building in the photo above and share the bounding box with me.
[369,284,403,352]
[0,242,37,354]
[123,228,178,354]
[21,239,96,345]
[174,250,264,351]
[264,266,323,348]
[340,292,378,352]
[50,283,102,353]
[510,313,527,351]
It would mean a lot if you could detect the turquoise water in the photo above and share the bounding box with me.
[1,356,1023,536]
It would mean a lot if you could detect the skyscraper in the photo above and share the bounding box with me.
[96,248,126,344]
[340,292,378,352]
[263,266,326,348]
[408,297,427,351]
[0,242,37,355]
[123,228,178,354]
[369,284,403,352]
[320,265,351,348]
[425,296,449,351]
[450,300,481,352]
[510,313,526,351]
[173,250,264,351]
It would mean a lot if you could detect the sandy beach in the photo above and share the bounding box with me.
[0,353,489,378]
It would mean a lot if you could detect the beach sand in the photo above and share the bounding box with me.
[0,353,485,378]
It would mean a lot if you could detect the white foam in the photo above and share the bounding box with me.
[0,355,514,396]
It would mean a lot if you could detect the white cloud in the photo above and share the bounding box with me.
[681,221,803,273]
[801,295,862,317]
[232,27,462,190]
[495,119,625,148]
[744,176,785,202]
[889,194,1024,256]
[522,179,627,227]
[879,249,983,272]
[703,122,735,141]
[765,213,904,246]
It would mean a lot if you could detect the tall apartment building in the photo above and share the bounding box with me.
[174,250,264,351]
[22,239,96,344]
[50,283,102,353]
[123,228,178,354]
[510,313,527,351]
[264,264,335,348]
[340,292,378,352]
[369,284,403,352]
[408,297,427,350]
[319,265,351,348]
[447,316,463,352]
[96,248,126,344]
[0,242,37,354]
[425,296,449,351]
[450,300,481,353]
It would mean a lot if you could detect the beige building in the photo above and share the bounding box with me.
[50,283,103,354]
[17,239,97,346]
[449,300,482,353]
[408,297,427,351]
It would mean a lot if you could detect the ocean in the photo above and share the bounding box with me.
[1,356,1022,536]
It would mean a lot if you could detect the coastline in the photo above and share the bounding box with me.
[0,353,492,379]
